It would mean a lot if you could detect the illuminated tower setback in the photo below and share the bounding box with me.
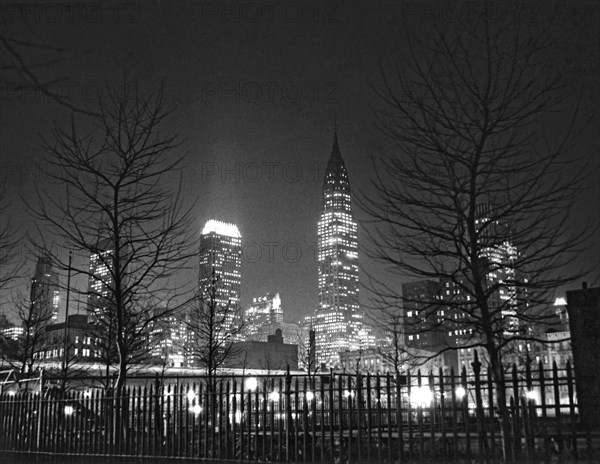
[198,220,242,330]
[314,130,362,366]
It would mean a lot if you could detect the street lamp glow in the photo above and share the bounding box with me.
[410,386,433,407]
[269,391,280,402]
[189,404,202,415]
[187,389,196,401]
[455,387,466,399]
[64,405,75,416]
[246,377,258,391]
[306,391,315,401]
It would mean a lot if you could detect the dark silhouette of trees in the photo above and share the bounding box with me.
[0,292,53,374]
[185,268,245,392]
[0,185,21,290]
[0,33,98,116]
[361,12,595,460]
[29,82,196,395]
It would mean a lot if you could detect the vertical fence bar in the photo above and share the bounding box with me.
[552,362,562,458]
[293,377,299,463]
[366,373,372,463]
[319,376,326,462]
[487,367,496,460]
[511,365,520,461]
[566,362,577,459]
[416,370,424,462]
[428,371,436,462]
[311,376,317,463]
[539,361,548,462]
[254,381,260,461]
[269,379,275,462]
[407,370,413,461]
[240,381,246,461]
[337,374,344,464]
[439,368,446,460]
[450,368,458,462]
[232,380,238,460]
[277,378,283,462]
[329,373,335,464]
[473,353,485,463]
[461,366,470,461]
[347,374,353,463]
[385,373,393,464]
[375,374,382,464]
[520,397,531,461]
[301,377,308,461]
[356,373,362,462]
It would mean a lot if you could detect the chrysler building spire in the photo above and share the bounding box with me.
[310,127,365,366]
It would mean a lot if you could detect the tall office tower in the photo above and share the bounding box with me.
[30,254,60,322]
[403,280,443,350]
[244,292,283,339]
[198,220,242,327]
[474,204,519,333]
[87,241,114,317]
[312,130,363,366]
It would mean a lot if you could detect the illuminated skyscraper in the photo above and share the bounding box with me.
[312,130,363,366]
[244,292,283,339]
[30,254,60,321]
[87,242,114,316]
[199,220,242,325]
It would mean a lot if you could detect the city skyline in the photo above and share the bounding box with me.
[1,2,598,326]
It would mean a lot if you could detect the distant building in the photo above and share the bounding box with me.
[41,314,100,362]
[338,346,455,375]
[199,220,242,331]
[149,311,187,367]
[1,325,24,341]
[30,254,60,322]
[403,280,443,351]
[87,241,114,317]
[226,329,298,370]
[244,293,283,339]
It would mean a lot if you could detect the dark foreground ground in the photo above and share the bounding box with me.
[4,454,233,464]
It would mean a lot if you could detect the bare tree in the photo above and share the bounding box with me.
[29,82,196,395]
[373,311,406,377]
[361,13,595,460]
[0,33,97,116]
[1,292,53,374]
[298,328,320,383]
[0,184,21,290]
[185,268,245,392]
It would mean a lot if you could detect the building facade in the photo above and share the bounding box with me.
[311,131,365,367]
[87,242,114,317]
[244,292,283,339]
[198,219,242,332]
[30,254,60,322]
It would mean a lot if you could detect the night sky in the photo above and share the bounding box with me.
[1,1,599,323]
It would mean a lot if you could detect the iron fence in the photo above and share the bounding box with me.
[1,361,599,463]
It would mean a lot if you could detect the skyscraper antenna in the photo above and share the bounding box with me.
[333,108,337,133]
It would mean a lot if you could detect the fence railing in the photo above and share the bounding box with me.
[1,361,599,463]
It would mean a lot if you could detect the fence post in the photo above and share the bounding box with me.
[472,350,486,462]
